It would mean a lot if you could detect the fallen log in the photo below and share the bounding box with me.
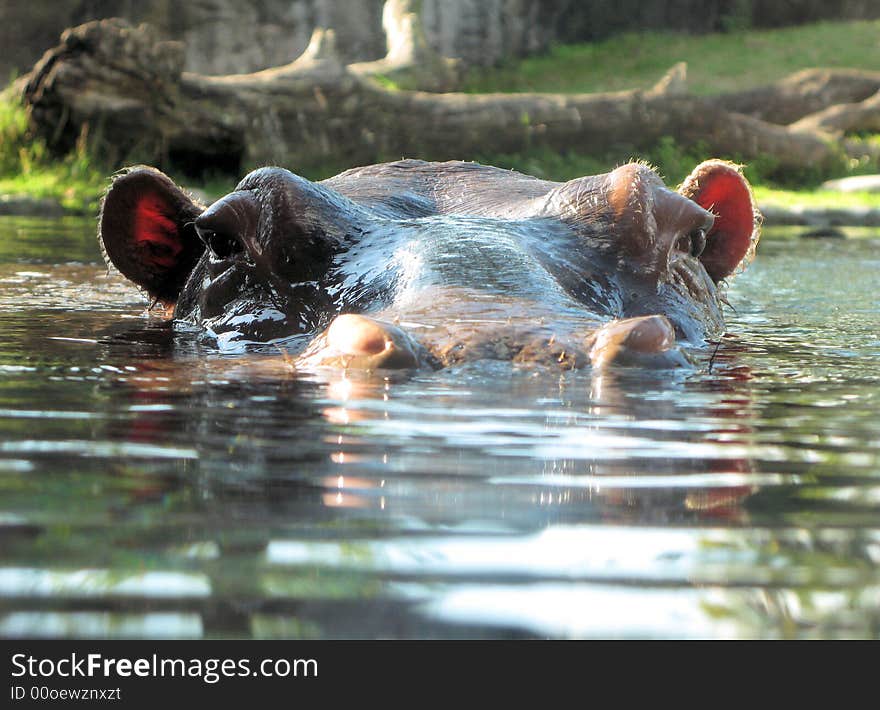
[20,17,880,179]
[790,88,880,135]
[716,68,880,125]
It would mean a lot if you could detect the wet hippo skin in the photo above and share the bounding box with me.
[99,158,761,370]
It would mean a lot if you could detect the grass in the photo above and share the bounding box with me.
[0,87,106,214]
[463,20,880,96]
[753,186,880,209]
[0,171,105,214]
[0,86,240,213]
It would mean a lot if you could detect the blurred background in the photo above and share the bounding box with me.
[3,0,880,216]
[3,0,879,78]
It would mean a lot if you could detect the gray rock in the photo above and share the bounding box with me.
[0,194,66,217]
[421,0,567,67]
[759,203,880,228]
[820,175,880,193]
[799,226,847,239]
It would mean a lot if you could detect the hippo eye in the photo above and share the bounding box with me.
[690,228,707,258]
[674,233,692,256]
[196,226,243,259]
[675,229,706,258]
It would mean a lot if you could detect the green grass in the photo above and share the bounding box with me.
[0,170,105,214]
[0,86,241,213]
[463,20,880,96]
[0,87,106,214]
[753,186,880,209]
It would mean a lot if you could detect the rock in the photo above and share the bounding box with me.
[421,0,567,67]
[799,226,846,239]
[0,195,66,217]
[349,0,462,91]
[759,203,880,227]
[0,0,562,80]
[820,175,880,193]
[5,0,880,81]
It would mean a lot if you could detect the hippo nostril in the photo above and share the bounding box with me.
[196,226,243,260]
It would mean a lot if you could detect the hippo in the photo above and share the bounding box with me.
[98,158,760,370]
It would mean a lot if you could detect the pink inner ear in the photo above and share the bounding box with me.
[133,194,183,269]
[689,167,755,282]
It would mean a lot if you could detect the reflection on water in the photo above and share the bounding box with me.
[0,215,878,639]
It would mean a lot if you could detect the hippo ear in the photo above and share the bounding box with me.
[99,167,206,303]
[678,160,761,283]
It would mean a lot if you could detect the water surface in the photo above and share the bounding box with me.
[0,215,878,639]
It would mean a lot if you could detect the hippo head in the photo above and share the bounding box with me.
[99,166,349,343]
[98,158,759,366]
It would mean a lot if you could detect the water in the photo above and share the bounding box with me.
[0,215,878,639]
